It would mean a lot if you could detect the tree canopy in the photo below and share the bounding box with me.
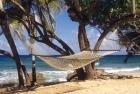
[65,0,140,27]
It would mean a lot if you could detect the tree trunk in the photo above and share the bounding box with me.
[0,1,29,87]
[131,0,136,16]
[31,55,37,86]
[78,22,95,79]
[92,30,109,68]
[78,22,90,51]
[73,0,81,12]
[94,30,109,50]
[0,12,25,87]
[27,15,37,86]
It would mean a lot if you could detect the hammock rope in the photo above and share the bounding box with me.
[38,50,117,70]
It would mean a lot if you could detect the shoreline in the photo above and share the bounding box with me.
[0,71,140,94]
[1,69,137,88]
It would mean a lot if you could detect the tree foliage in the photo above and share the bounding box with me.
[65,0,140,27]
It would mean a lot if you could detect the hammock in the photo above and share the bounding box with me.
[15,29,121,70]
[38,50,117,70]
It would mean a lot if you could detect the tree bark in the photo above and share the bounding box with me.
[78,22,95,79]
[92,29,110,68]
[31,55,37,86]
[131,0,136,16]
[0,12,26,87]
[0,1,30,87]
[26,14,37,86]
[78,22,90,50]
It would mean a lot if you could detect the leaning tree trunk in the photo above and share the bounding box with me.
[78,22,95,79]
[0,12,25,87]
[92,29,109,68]
[0,0,29,87]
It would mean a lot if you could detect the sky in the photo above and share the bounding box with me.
[0,11,127,55]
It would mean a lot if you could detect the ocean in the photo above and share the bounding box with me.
[0,55,140,85]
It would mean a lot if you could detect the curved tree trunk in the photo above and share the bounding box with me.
[92,30,110,68]
[94,30,109,50]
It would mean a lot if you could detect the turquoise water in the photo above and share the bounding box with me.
[98,55,140,73]
[0,55,55,71]
[0,55,140,84]
[0,55,68,84]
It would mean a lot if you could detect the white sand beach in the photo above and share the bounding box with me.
[19,78,140,94]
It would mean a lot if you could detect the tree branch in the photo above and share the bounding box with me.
[93,14,139,50]
[0,49,13,59]
[10,0,27,15]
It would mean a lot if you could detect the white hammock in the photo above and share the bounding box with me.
[38,50,117,70]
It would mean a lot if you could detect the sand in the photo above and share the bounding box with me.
[19,78,140,94]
